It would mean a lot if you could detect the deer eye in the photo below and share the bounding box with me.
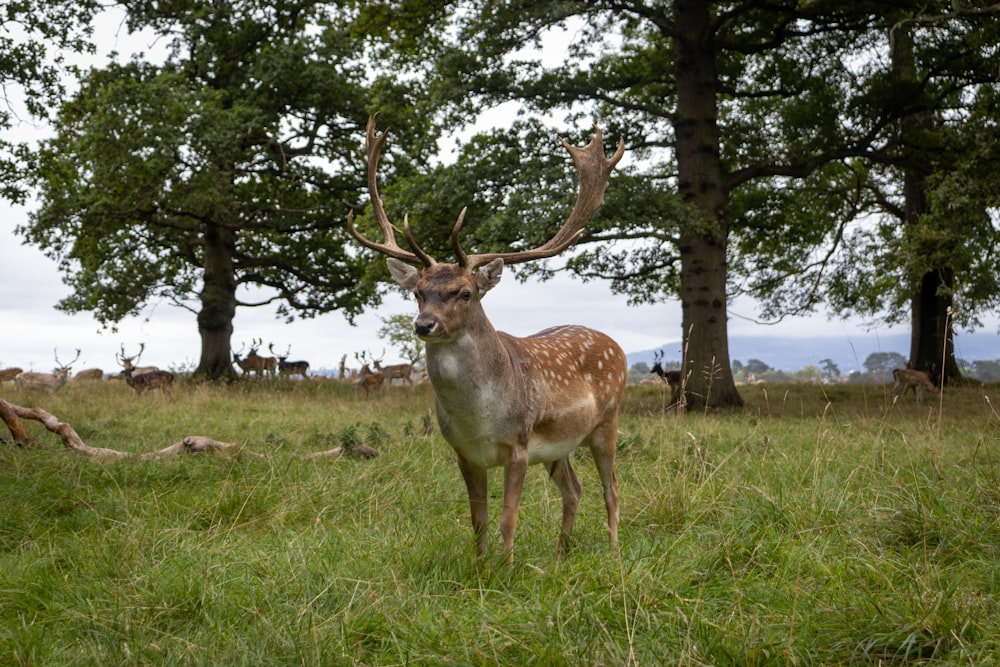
[461,289,472,301]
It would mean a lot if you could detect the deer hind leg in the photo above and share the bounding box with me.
[588,421,620,550]
[457,454,490,559]
[548,457,582,556]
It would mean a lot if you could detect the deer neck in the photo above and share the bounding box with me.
[424,310,520,402]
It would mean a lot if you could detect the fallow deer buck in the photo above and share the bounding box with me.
[347,115,626,562]
[117,344,175,395]
[650,350,683,403]
[14,349,80,394]
[233,340,267,377]
[892,368,940,403]
[269,344,310,379]
[115,343,161,378]
[353,352,385,397]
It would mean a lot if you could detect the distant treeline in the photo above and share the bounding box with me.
[630,353,1000,385]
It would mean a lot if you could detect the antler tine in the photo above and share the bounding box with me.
[451,207,469,268]
[345,115,435,267]
[464,125,625,271]
[402,215,436,267]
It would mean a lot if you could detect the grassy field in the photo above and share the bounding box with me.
[2,378,1000,665]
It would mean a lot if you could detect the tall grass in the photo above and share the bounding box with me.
[2,379,1000,665]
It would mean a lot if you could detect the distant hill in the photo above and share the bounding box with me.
[628,331,999,373]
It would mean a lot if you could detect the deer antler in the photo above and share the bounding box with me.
[462,126,625,270]
[346,115,436,266]
[347,115,624,271]
[55,348,82,369]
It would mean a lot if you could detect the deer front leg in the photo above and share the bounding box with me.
[548,457,582,556]
[457,454,489,558]
[500,450,529,564]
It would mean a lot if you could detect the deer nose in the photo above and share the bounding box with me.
[413,313,439,337]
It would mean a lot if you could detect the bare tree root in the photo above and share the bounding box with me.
[0,398,378,461]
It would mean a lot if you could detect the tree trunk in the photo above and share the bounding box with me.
[893,21,962,386]
[910,268,959,384]
[673,0,742,409]
[901,140,960,385]
[194,222,239,381]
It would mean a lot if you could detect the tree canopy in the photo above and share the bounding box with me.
[0,1,99,202]
[422,1,891,407]
[19,0,444,379]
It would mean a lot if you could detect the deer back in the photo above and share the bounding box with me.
[14,368,70,393]
[124,367,175,394]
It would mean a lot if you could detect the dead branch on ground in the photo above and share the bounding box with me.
[0,398,378,461]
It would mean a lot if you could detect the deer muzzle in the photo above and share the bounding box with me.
[413,312,442,338]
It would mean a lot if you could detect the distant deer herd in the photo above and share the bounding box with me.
[0,338,426,397]
[0,344,949,406]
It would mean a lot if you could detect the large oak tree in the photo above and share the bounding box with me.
[740,3,1000,384]
[20,0,441,379]
[430,1,887,408]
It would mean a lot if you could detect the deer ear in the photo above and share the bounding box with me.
[387,258,420,292]
[476,258,504,295]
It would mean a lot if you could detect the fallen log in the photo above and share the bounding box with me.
[0,398,377,460]
[2,399,128,458]
[141,435,260,460]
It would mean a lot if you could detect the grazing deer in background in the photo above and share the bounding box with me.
[117,344,174,395]
[233,340,267,377]
[269,344,310,379]
[14,349,80,394]
[0,367,24,385]
[73,368,104,381]
[348,115,626,562]
[374,359,413,386]
[353,352,385,397]
[892,368,940,402]
[650,349,683,403]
